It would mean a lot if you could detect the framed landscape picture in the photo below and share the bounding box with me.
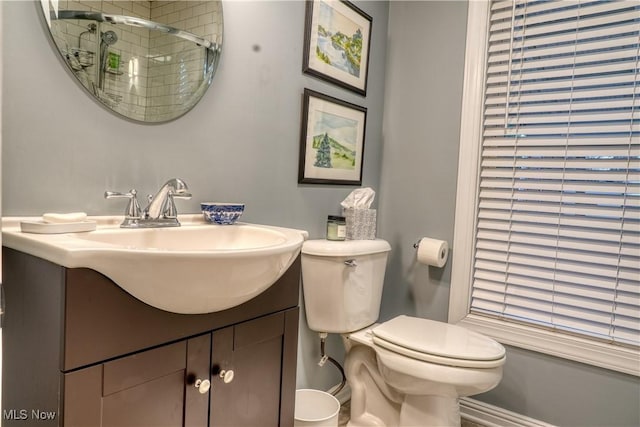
[303,0,372,96]
[298,89,367,185]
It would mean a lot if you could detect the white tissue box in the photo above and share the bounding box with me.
[343,208,377,240]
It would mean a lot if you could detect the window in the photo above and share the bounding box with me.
[450,0,639,375]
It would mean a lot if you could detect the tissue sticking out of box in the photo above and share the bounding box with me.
[341,188,377,240]
[341,187,375,209]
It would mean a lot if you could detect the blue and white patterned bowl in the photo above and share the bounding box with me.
[201,203,245,225]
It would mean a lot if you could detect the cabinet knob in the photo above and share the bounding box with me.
[194,379,211,394]
[219,369,234,384]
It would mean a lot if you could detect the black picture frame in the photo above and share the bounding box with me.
[303,0,372,96]
[298,89,367,185]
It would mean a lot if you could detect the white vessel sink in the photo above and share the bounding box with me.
[2,215,307,314]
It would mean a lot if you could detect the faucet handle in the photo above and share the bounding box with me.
[105,189,141,218]
[164,196,178,219]
[163,191,192,219]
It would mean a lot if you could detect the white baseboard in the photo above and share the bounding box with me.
[460,397,555,427]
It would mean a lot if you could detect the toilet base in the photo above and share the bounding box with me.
[345,345,463,427]
[347,393,460,427]
[346,345,402,426]
[400,395,460,426]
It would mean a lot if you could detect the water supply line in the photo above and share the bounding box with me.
[318,332,346,396]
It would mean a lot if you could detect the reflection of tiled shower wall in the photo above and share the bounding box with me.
[51,1,221,122]
[100,1,151,122]
[148,1,222,122]
[54,1,151,122]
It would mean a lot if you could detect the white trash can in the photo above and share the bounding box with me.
[294,389,340,427]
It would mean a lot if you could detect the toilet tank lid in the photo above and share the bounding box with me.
[302,239,391,256]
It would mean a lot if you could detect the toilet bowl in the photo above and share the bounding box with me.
[301,239,506,427]
[345,317,504,426]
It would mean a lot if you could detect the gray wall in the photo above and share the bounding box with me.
[378,1,466,324]
[2,0,388,230]
[1,0,389,393]
[380,2,640,427]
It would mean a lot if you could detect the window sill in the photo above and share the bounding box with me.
[458,314,639,377]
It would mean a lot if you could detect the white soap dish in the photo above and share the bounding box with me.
[20,220,97,234]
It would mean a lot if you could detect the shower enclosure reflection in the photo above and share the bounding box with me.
[42,1,223,123]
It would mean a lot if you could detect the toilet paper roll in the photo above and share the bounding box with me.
[416,237,449,268]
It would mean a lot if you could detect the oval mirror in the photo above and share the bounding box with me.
[40,1,223,123]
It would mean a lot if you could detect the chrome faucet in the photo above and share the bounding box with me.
[144,178,192,220]
[105,178,192,228]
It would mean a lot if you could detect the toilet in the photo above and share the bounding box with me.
[301,239,506,427]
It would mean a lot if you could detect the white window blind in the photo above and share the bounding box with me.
[471,0,640,347]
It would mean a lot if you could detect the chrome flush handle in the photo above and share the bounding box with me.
[344,259,358,267]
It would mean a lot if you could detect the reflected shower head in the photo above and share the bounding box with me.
[99,30,119,90]
[101,30,118,45]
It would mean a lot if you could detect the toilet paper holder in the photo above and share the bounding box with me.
[412,238,451,268]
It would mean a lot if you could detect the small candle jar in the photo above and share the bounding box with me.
[326,215,346,241]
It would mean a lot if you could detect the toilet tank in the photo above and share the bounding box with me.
[301,239,391,333]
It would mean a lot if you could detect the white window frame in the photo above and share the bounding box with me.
[448,0,639,377]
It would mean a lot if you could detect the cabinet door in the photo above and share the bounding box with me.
[64,335,211,427]
[210,312,287,427]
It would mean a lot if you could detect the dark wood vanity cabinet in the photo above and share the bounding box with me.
[2,248,300,427]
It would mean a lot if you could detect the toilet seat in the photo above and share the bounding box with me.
[371,315,506,369]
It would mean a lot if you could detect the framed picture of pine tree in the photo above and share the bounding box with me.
[298,88,367,185]
[303,0,372,96]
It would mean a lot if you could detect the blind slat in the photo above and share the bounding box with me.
[486,96,640,115]
[483,135,639,147]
